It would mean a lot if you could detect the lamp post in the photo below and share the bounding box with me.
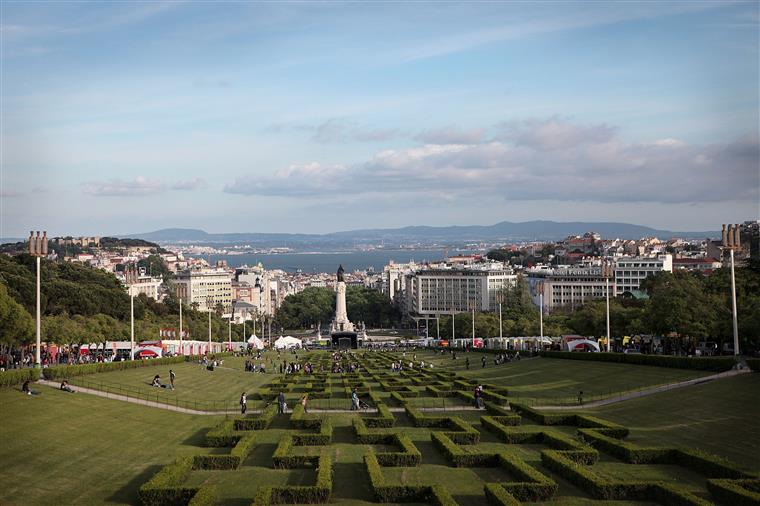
[28,231,47,367]
[179,297,183,356]
[207,296,213,354]
[470,300,476,347]
[130,292,135,360]
[722,224,741,360]
[496,291,503,339]
[603,261,613,353]
[539,293,544,340]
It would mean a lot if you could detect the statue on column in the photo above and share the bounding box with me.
[337,264,345,282]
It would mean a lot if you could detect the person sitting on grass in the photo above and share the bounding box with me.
[151,374,161,387]
[22,380,39,396]
[60,380,74,393]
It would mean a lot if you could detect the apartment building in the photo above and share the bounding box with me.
[173,268,232,311]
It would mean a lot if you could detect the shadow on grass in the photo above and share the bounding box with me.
[332,462,374,501]
[106,464,161,505]
[244,443,277,467]
[416,440,449,465]
[332,424,356,444]
[454,494,488,506]
[182,427,210,447]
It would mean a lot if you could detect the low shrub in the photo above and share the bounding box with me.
[234,404,277,431]
[187,486,218,506]
[0,367,40,387]
[192,454,240,470]
[539,351,735,372]
[575,415,629,438]
[290,404,321,429]
[508,402,575,425]
[204,420,239,447]
[293,419,333,446]
[707,478,760,505]
[138,456,198,506]
[364,403,394,428]
[43,355,190,381]
[484,483,520,506]
[498,453,558,501]
[255,454,332,505]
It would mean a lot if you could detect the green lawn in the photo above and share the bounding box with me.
[3,350,757,505]
[588,373,760,470]
[391,351,711,404]
[0,387,222,505]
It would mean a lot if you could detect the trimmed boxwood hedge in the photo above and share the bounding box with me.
[364,403,394,428]
[290,404,322,429]
[707,478,760,505]
[364,453,455,503]
[254,454,333,505]
[484,483,521,506]
[293,418,333,446]
[539,351,735,372]
[0,367,40,387]
[234,404,278,431]
[204,420,239,447]
[138,456,203,506]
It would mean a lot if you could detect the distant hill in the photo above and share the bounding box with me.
[124,221,717,246]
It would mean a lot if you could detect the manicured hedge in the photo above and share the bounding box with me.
[364,453,454,503]
[255,454,332,505]
[707,478,760,505]
[375,434,421,467]
[293,418,333,446]
[484,483,520,506]
[290,404,322,429]
[138,456,200,506]
[204,420,239,447]
[431,432,496,467]
[508,402,576,425]
[747,359,760,372]
[0,367,40,387]
[234,404,278,431]
[498,453,558,501]
[364,403,394,428]
[539,351,735,372]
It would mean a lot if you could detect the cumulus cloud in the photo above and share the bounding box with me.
[225,118,759,204]
[83,176,207,196]
[414,126,485,145]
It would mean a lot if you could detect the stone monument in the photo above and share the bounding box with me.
[331,265,358,348]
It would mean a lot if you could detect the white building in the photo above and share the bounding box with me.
[127,275,163,300]
[527,265,613,312]
[383,260,418,301]
[174,268,232,311]
[405,264,516,317]
[613,254,672,295]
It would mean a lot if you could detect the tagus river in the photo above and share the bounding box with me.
[187,249,482,273]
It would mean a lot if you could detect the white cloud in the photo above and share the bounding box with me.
[311,118,401,143]
[225,118,759,205]
[82,176,207,196]
[415,126,485,145]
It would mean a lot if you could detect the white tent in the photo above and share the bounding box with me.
[563,339,601,353]
[247,334,265,350]
[273,335,302,349]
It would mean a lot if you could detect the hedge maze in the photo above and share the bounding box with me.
[139,351,760,505]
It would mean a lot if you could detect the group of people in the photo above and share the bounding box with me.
[244,360,267,373]
[150,370,176,389]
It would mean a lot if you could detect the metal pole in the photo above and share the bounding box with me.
[36,256,41,367]
[452,312,455,340]
[208,309,212,350]
[436,316,439,339]
[539,293,544,339]
[179,298,183,356]
[730,249,740,357]
[130,293,135,360]
[499,302,503,339]
[471,302,475,345]
[606,277,611,352]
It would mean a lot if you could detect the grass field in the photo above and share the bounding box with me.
[386,351,711,404]
[2,350,757,505]
[0,387,222,505]
[589,372,760,470]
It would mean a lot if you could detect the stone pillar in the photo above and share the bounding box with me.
[335,282,349,324]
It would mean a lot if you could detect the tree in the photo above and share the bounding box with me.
[0,281,34,345]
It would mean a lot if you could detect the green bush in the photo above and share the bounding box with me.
[498,453,558,501]
[376,434,422,466]
[290,404,321,429]
[364,403,394,428]
[0,367,40,387]
[539,351,735,372]
[255,454,332,505]
[293,419,333,446]
[138,456,198,506]
[187,486,218,506]
[484,483,520,506]
[192,454,240,470]
[204,420,239,447]
[234,404,277,431]
[707,478,760,505]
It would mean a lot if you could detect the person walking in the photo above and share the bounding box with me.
[301,394,309,414]
[481,356,486,368]
[240,391,247,415]
[351,388,359,411]
[278,390,286,414]
[465,357,470,370]
[169,369,176,390]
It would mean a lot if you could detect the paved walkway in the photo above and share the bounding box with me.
[538,368,749,410]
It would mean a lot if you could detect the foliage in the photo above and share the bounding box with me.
[41,355,188,380]
[0,280,34,345]
[0,367,40,387]
[274,285,400,329]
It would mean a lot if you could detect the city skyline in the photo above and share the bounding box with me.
[1,1,758,237]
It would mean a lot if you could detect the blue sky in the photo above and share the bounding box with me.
[1,1,758,237]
